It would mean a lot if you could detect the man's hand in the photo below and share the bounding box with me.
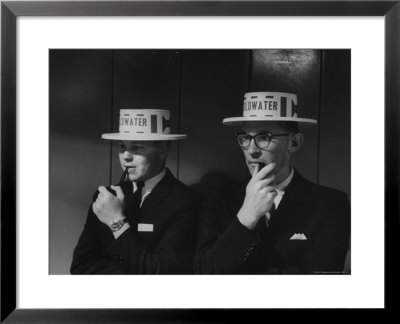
[237,163,278,230]
[93,185,125,227]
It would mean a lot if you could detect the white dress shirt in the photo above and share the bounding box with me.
[132,168,166,207]
[265,168,295,225]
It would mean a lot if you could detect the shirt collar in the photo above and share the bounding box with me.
[271,168,294,209]
[275,168,294,195]
[133,168,166,194]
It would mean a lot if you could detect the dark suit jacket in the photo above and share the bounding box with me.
[71,169,201,274]
[194,171,350,274]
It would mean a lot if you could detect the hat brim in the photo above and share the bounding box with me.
[102,133,187,141]
[222,117,318,126]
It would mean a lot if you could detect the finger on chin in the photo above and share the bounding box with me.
[251,163,259,177]
[255,163,275,180]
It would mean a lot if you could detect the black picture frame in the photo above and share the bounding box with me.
[1,0,399,322]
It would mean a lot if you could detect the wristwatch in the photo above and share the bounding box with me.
[110,218,126,232]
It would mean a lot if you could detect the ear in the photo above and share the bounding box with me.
[288,133,303,153]
[158,141,170,159]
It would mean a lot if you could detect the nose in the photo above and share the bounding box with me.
[247,139,262,158]
[122,150,133,161]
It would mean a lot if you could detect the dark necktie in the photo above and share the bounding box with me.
[267,202,276,227]
[133,181,144,209]
[125,181,144,224]
[254,203,276,242]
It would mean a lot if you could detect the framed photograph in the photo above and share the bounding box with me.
[1,0,398,322]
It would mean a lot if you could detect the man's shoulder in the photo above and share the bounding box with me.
[294,171,349,202]
[164,169,202,204]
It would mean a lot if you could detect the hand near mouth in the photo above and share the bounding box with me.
[237,162,277,229]
[250,162,265,174]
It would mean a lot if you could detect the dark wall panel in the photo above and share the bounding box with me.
[318,50,351,273]
[251,49,321,182]
[318,50,351,196]
[49,50,113,274]
[179,50,250,192]
[111,50,181,182]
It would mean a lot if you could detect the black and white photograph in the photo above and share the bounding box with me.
[49,49,351,275]
[3,1,397,319]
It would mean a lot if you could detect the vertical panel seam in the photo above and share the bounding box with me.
[176,51,183,180]
[317,50,325,185]
[109,50,115,185]
[244,50,253,179]
[247,49,253,91]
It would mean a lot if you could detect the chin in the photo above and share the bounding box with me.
[128,174,140,182]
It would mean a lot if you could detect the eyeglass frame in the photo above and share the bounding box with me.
[234,131,291,151]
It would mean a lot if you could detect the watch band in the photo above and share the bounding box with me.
[110,218,126,232]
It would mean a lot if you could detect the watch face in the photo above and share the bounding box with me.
[111,219,125,232]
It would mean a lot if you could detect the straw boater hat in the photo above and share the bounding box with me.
[102,109,186,141]
[223,92,317,126]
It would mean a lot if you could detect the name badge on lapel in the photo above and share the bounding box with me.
[138,223,154,232]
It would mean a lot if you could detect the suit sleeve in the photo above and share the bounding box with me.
[103,196,200,274]
[70,202,127,274]
[302,191,351,273]
[194,192,257,274]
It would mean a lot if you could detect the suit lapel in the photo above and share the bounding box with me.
[272,171,313,233]
[139,168,176,216]
[120,169,176,225]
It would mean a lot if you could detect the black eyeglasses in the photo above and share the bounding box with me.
[235,131,290,150]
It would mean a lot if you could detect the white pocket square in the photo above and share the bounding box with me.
[290,233,307,240]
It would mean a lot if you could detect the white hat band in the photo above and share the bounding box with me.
[243,92,298,119]
[119,109,171,135]
[102,109,186,141]
[223,91,317,125]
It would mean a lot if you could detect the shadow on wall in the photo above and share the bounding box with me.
[189,170,242,198]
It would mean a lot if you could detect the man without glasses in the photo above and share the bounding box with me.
[71,109,200,274]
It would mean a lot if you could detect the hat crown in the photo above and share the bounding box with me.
[243,92,298,119]
[222,91,317,126]
[119,109,171,136]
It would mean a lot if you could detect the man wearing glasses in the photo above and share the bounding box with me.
[194,92,350,274]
